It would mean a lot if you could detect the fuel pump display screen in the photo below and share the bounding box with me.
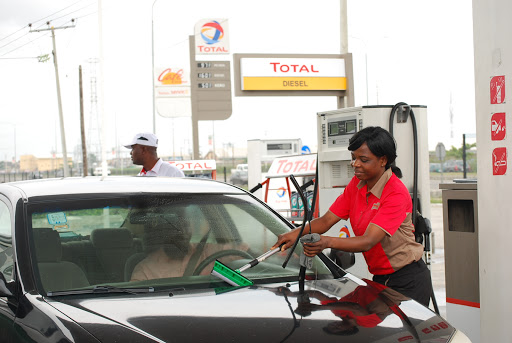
[328,122,339,135]
[326,116,357,148]
[345,120,356,134]
[268,143,292,150]
[328,120,356,137]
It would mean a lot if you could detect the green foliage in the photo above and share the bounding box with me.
[445,142,476,159]
[430,142,477,162]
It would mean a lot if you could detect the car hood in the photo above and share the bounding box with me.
[48,278,455,343]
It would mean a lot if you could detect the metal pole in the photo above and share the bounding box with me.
[151,0,158,134]
[13,126,16,172]
[338,0,349,109]
[462,134,467,179]
[340,0,348,54]
[189,35,200,159]
[365,52,368,105]
[51,26,70,177]
[98,0,108,177]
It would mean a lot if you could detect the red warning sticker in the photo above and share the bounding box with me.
[491,112,506,140]
[491,76,505,104]
[492,147,507,175]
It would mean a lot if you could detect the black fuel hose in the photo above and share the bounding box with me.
[388,102,419,229]
[389,102,439,315]
[282,175,308,269]
[306,158,319,224]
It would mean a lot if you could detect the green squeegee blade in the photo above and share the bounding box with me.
[211,260,254,287]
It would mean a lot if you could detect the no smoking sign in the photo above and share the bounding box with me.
[492,147,507,175]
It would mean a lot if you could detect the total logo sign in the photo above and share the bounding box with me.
[339,225,351,238]
[195,19,230,55]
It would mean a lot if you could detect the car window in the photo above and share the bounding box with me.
[0,200,14,283]
[0,200,11,238]
[0,247,14,282]
[32,207,130,238]
[27,193,331,295]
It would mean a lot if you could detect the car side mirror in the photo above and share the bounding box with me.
[0,272,13,297]
[329,249,355,270]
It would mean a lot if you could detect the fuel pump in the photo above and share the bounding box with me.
[247,138,302,200]
[316,105,431,280]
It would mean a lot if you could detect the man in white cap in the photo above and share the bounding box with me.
[124,132,184,177]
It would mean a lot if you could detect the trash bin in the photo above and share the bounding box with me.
[440,180,479,342]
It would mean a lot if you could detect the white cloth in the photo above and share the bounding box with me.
[138,159,184,177]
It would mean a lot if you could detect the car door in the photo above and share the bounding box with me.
[0,196,18,341]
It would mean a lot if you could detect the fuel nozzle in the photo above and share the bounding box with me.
[396,104,411,123]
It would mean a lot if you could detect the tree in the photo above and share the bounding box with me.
[445,142,476,160]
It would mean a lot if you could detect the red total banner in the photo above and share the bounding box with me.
[168,160,216,171]
[266,154,317,177]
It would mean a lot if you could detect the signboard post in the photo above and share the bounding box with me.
[435,142,446,160]
[191,60,232,120]
[189,33,233,159]
[436,142,446,179]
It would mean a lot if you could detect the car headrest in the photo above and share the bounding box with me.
[33,228,62,263]
[90,228,134,249]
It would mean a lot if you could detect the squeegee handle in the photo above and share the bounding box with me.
[237,247,282,273]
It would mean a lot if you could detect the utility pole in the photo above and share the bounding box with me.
[30,21,76,177]
[79,66,88,176]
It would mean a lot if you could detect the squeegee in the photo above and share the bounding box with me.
[211,246,282,287]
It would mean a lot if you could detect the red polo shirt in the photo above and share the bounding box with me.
[329,168,423,275]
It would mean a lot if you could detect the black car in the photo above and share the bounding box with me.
[0,177,470,342]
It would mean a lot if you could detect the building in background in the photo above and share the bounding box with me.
[20,155,72,172]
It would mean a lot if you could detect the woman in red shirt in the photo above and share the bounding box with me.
[274,126,432,306]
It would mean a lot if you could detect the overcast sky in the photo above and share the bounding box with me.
[0,0,475,163]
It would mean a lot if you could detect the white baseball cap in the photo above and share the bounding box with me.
[123,132,158,148]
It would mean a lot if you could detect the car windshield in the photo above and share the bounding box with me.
[28,193,332,295]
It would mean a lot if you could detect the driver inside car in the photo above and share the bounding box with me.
[130,217,248,281]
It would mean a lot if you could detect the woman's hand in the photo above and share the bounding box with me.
[302,236,331,257]
[272,229,300,251]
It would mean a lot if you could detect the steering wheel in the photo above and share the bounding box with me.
[192,249,254,276]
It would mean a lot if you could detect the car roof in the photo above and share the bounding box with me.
[0,176,245,199]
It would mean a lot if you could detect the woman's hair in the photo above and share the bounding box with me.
[347,126,402,178]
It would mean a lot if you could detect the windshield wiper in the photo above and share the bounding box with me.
[47,285,154,296]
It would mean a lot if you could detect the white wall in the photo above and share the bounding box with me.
[472,0,512,340]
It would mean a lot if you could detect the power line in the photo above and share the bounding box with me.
[0,0,96,56]
[29,0,90,29]
[0,26,28,44]
[0,31,31,50]
[0,0,85,42]
[0,56,42,60]
[0,33,50,57]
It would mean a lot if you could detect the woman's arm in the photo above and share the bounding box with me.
[272,211,342,251]
[302,223,387,256]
